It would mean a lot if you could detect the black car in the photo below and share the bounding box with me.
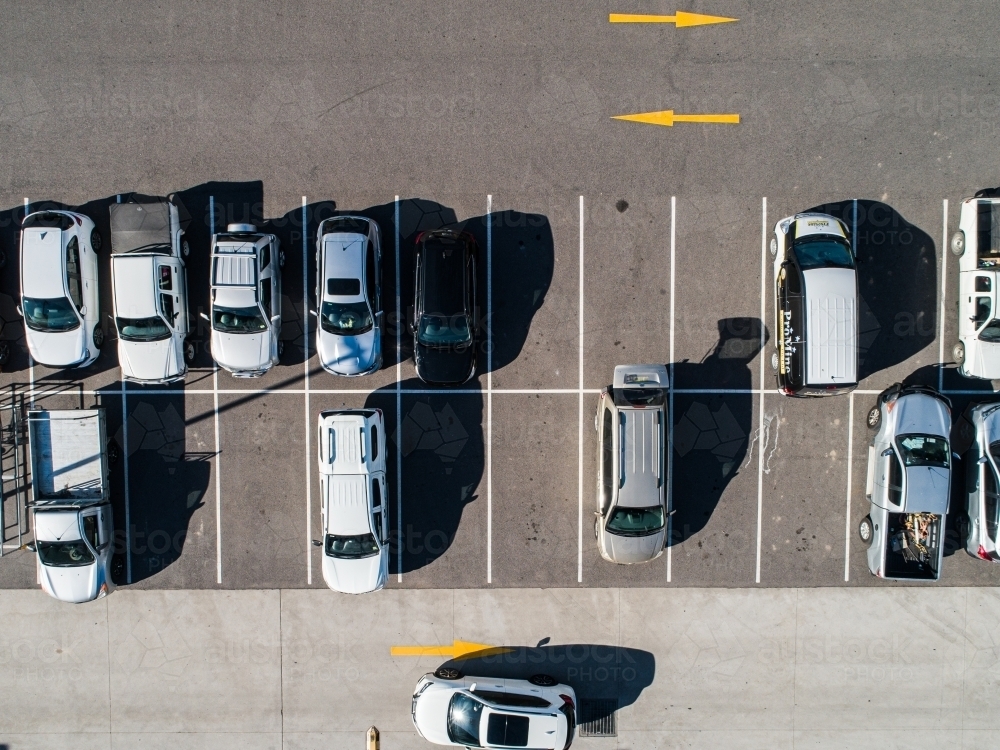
[409,229,478,385]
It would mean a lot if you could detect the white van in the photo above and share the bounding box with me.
[952,191,1000,378]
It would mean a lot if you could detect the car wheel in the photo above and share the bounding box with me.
[866,404,881,430]
[594,515,600,540]
[529,674,557,687]
[951,230,965,256]
[770,350,779,372]
[769,237,777,258]
[279,250,286,268]
[858,516,874,547]
[106,439,120,465]
[91,229,103,252]
[0,248,7,270]
[0,342,10,368]
[185,341,196,363]
[953,341,965,365]
[111,555,125,584]
[277,340,285,356]
[93,325,104,349]
[181,239,190,258]
[434,667,462,680]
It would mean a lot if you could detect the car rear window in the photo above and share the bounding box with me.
[328,278,361,296]
[486,713,530,747]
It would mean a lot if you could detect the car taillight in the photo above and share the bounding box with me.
[375,408,383,417]
[781,387,793,396]
[559,694,574,709]
[74,215,82,225]
[414,231,426,245]
[978,545,992,560]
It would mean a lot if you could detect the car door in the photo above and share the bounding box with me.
[371,474,389,547]
[81,229,99,320]
[960,273,992,340]
[875,446,904,511]
[174,260,189,335]
[597,401,614,516]
[157,262,178,333]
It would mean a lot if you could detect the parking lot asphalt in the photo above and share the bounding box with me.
[2,0,1000,592]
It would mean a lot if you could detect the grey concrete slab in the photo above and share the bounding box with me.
[111,734,281,750]
[2,736,111,750]
[108,591,282,733]
[0,593,111,734]
[617,731,794,750]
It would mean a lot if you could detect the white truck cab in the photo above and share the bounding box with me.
[19,210,103,368]
[110,198,192,383]
[26,409,117,603]
[314,408,389,593]
[952,191,1000,378]
[205,224,283,377]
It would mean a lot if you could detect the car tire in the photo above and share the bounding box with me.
[770,350,779,372]
[858,516,874,548]
[769,237,778,258]
[0,248,7,270]
[953,341,965,365]
[181,239,190,258]
[594,516,600,540]
[107,439,120,465]
[279,250,286,268]
[951,230,965,256]
[111,555,125,584]
[93,325,104,349]
[529,674,557,687]
[277,340,285,357]
[0,342,10,369]
[434,667,462,680]
[91,229,103,252]
[185,341,196,363]
[866,404,881,430]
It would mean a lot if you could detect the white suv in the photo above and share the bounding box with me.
[19,209,103,368]
[109,198,192,383]
[205,224,283,377]
[314,408,389,594]
[952,190,1000,378]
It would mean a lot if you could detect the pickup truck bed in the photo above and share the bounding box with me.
[28,410,106,502]
[884,512,941,580]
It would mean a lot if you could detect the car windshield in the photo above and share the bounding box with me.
[117,316,170,342]
[614,388,666,407]
[447,693,485,747]
[37,541,95,567]
[897,434,950,468]
[980,320,1000,343]
[793,238,854,270]
[23,297,80,332]
[606,505,666,536]
[213,305,267,333]
[324,533,379,559]
[320,301,373,335]
[417,314,472,346]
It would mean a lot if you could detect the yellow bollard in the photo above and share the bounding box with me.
[366,726,380,750]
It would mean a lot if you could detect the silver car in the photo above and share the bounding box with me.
[313,216,382,376]
[594,364,669,564]
[961,401,1000,562]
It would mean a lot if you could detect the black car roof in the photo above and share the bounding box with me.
[422,235,467,314]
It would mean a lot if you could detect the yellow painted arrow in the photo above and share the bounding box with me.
[613,110,740,127]
[390,639,515,660]
[609,11,738,27]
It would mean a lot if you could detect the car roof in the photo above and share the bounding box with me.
[323,474,371,535]
[21,227,66,298]
[112,255,158,318]
[802,268,858,385]
[322,234,366,300]
[110,200,172,254]
[616,406,663,508]
[421,235,467,314]
[318,411,379,474]
[213,253,257,287]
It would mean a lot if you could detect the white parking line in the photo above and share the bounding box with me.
[395,196,402,583]
[844,392,855,581]
[302,197,312,586]
[939,199,949,393]
[210,196,223,584]
[756,196,767,584]
[578,195,584,584]
[486,194,493,585]
[667,195,676,583]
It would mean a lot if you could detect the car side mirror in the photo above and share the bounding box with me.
[173,311,180,320]
[311,539,322,547]
[199,312,210,322]
[15,304,22,317]
[270,316,280,328]
[79,306,87,316]
[25,541,36,552]
[979,456,989,465]
[952,452,960,461]
[881,448,893,457]
[593,510,603,517]
[309,309,318,317]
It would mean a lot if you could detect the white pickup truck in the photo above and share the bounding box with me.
[26,409,118,603]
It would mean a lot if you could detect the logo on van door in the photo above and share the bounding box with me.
[779,310,800,376]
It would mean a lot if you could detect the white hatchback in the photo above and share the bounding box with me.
[19,209,103,368]
[952,191,1000,378]
[314,408,389,594]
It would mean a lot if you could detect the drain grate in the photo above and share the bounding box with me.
[579,698,618,737]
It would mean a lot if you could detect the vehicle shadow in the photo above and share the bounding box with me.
[807,200,936,381]
[670,318,763,545]
[102,385,211,583]
[0,204,27,374]
[366,381,483,576]
[437,643,655,709]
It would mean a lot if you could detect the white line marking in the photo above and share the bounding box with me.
[756,196,767,584]
[487,194,493,585]
[940,199,949,392]
[395,196,402,583]
[578,195,584,584]
[121,380,131,584]
[844,392,854,582]
[302,197,311,586]
[667,195,676,583]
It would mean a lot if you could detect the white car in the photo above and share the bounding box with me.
[952,191,1000,378]
[205,224,283,377]
[19,210,103,368]
[412,669,577,749]
[110,198,192,383]
[961,401,1000,562]
[314,408,389,593]
[314,216,383,376]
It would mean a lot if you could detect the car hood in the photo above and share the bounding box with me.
[321,551,387,594]
[967,340,1000,379]
[892,394,950,437]
[414,341,475,385]
[903,466,950,514]
[318,327,379,375]
[602,528,666,564]
[39,561,100,603]
[211,331,269,372]
[26,326,87,367]
[413,688,454,744]
[119,338,183,381]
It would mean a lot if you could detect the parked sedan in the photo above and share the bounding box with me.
[19,209,103,368]
[409,229,478,385]
[314,216,382,376]
[961,401,1000,562]
[412,669,576,749]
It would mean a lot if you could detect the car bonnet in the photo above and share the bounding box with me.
[318,327,378,374]
[320,550,386,594]
[892,393,950,437]
[604,527,666,563]
[39,560,100,603]
[211,330,269,371]
[119,337,180,381]
[412,684,454,744]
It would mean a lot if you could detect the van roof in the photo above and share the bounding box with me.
[616,407,663,508]
[318,411,377,475]
[803,268,858,385]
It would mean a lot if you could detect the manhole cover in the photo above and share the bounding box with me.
[579,698,617,737]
